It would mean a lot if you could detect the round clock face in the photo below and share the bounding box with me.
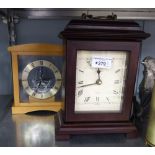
[22,60,62,99]
[75,50,128,113]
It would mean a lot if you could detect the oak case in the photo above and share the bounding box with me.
[8,43,64,114]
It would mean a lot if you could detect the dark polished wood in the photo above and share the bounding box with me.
[55,111,138,140]
[61,19,150,41]
[65,40,140,122]
[55,19,150,140]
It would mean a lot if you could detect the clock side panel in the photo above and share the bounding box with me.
[64,40,141,122]
[18,55,64,103]
[64,42,77,117]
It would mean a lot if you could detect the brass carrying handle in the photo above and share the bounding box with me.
[81,13,117,20]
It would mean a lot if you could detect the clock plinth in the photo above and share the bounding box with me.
[12,104,61,114]
[29,96,55,102]
[55,111,138,140]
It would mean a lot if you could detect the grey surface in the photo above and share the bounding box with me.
[2,9,155,20]
[0,95,146,147]
[16,19,69,44]
[0,95,13,120]
[0,21,12,95]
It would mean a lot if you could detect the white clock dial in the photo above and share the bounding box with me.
[75,50,128,113]
[22,60,62,100]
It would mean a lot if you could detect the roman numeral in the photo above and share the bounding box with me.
[40,60,43,65]
[54,70,58,73]
[78,81,83,84]
[114,80,119,84]
[56,79,62,81]
[54,86,59,90]
[25,86,29,90]
[106,97,111,104]
[31,63,35,68]
[32,92,36,96]
[78,89,83,97]
[41,94,43,98]
[115,69,120,73]
[113,90,119,95]
[79,69,84,73]
[84,97,90,102]
[96,97,99,102]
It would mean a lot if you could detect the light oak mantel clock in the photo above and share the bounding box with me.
[8,43,64,114]
[55,19,150,140]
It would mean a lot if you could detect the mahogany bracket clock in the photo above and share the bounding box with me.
[55,19,150,140]
[8,43,64,114]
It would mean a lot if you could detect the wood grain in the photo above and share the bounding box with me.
[9,43,64,114]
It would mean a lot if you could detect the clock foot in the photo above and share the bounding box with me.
[55,111,139,141]
[12,104,62,114]
[126,130,139,139]
[55,134,70,141]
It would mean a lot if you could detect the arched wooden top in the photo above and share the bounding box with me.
[8,43,64,56]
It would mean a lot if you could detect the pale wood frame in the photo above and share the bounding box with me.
[8,43,64,114]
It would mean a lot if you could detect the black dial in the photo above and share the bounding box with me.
[22,60,62,99]
[28,66,55,93]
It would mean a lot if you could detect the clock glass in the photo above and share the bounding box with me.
[18,55,63,102]
[75,50,129,113]
[22,60,61,99]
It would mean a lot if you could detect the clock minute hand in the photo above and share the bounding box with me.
[78,78,102,88]
[77,82,97,88]
[78,69,103,88]
[38,67,43,81]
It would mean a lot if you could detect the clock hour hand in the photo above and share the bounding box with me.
[33,81,41,93]
[97,68,102,80]
[96,68,102,85]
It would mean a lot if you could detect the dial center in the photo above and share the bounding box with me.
[96,79,102,85]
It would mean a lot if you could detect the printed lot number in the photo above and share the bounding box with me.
[92,57,112,68]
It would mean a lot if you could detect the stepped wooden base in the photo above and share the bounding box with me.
[12,105,61,114]
[55,111,138,141]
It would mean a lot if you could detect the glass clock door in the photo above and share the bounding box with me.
[75,50,129,113]
[18,55,63,103]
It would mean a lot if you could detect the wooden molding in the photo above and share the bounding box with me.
[8,43,64,56]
